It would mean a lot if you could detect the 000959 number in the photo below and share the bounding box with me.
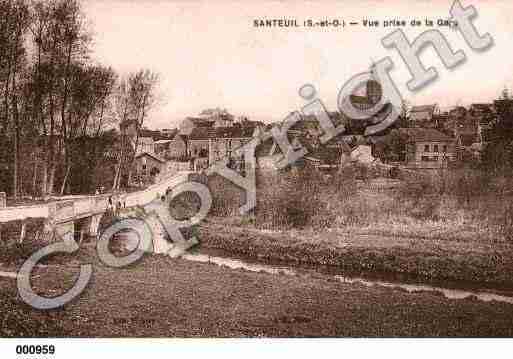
[15,344,55,355]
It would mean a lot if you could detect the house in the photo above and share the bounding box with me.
[468,104,495,143]
[134,152,165,185]
[287,114,322,139]
[454,116,480,161]
[398,128,455,169]
[433,111,449,130]
[441,104,491,161]
[469,103,494,118]
[184,126,256,171]
[160,128,178,138]
[120,119,174,155]
[255,136,283,171]
[236,117,265,129]
[179,117,215,136]
[207,126,256,165]
[187,127,217,159]
[409,104,439,128]
[154,139,172,156]
[179,108,236,135]
[449,106,467,119]
[493,99,513,130]
[167,134,188,159]
[136,136,155,155]
[198,108,235,127]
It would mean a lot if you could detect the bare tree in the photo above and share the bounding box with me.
[0,0,30,200]
[112,69,160,190]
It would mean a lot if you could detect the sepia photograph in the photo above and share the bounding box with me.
[0,0,513,356]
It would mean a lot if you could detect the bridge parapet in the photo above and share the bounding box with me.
[74,198,95,217]
[0,171,194,225]
[50,200,75,223]
[0,204,50,223]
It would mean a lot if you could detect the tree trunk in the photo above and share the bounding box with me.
[113,162,121,191]
[32,161,38,196]
[47,164,56,198]
[41,159,48,197]
[60,164,71,196]
[13,126,18,200]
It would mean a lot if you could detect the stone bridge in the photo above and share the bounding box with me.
[0,171,198,255]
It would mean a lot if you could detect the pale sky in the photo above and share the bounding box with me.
[83,0,513,129]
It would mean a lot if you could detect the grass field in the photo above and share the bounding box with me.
[201,168,513,289]
[2,244,513,337]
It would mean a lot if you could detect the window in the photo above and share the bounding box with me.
[433,144,439,152]
[421,156,429,161]
[424,144,430,152]
[443,145,447,152]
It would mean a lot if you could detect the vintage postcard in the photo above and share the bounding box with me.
[0,0,512,356]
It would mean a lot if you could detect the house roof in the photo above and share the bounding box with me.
[411,104,437,113]
[187,126,255,140]
[494,99,513,114]
[188,127,218,140]
[287,116,320,133]
[135,152,165,163]
[214,126,253,139]
[470,103,493,112]
[140,129,174,141]
[185,117,216,126]
[239,119,264,128]
[305,146,344,164]
[398,128,454,142]
[160,128,178,138]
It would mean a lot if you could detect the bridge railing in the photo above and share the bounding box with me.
[0,204,50,223]
[0,171,193,224]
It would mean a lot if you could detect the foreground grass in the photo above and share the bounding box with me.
[2,245,513,337]
[200,171,513,288]
[199,217,513,289]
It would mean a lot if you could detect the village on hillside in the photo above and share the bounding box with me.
[119,87,512,189]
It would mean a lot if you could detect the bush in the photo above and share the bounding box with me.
[207,173,246,217]
[0,218,47,265]
[253,166,357,230]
